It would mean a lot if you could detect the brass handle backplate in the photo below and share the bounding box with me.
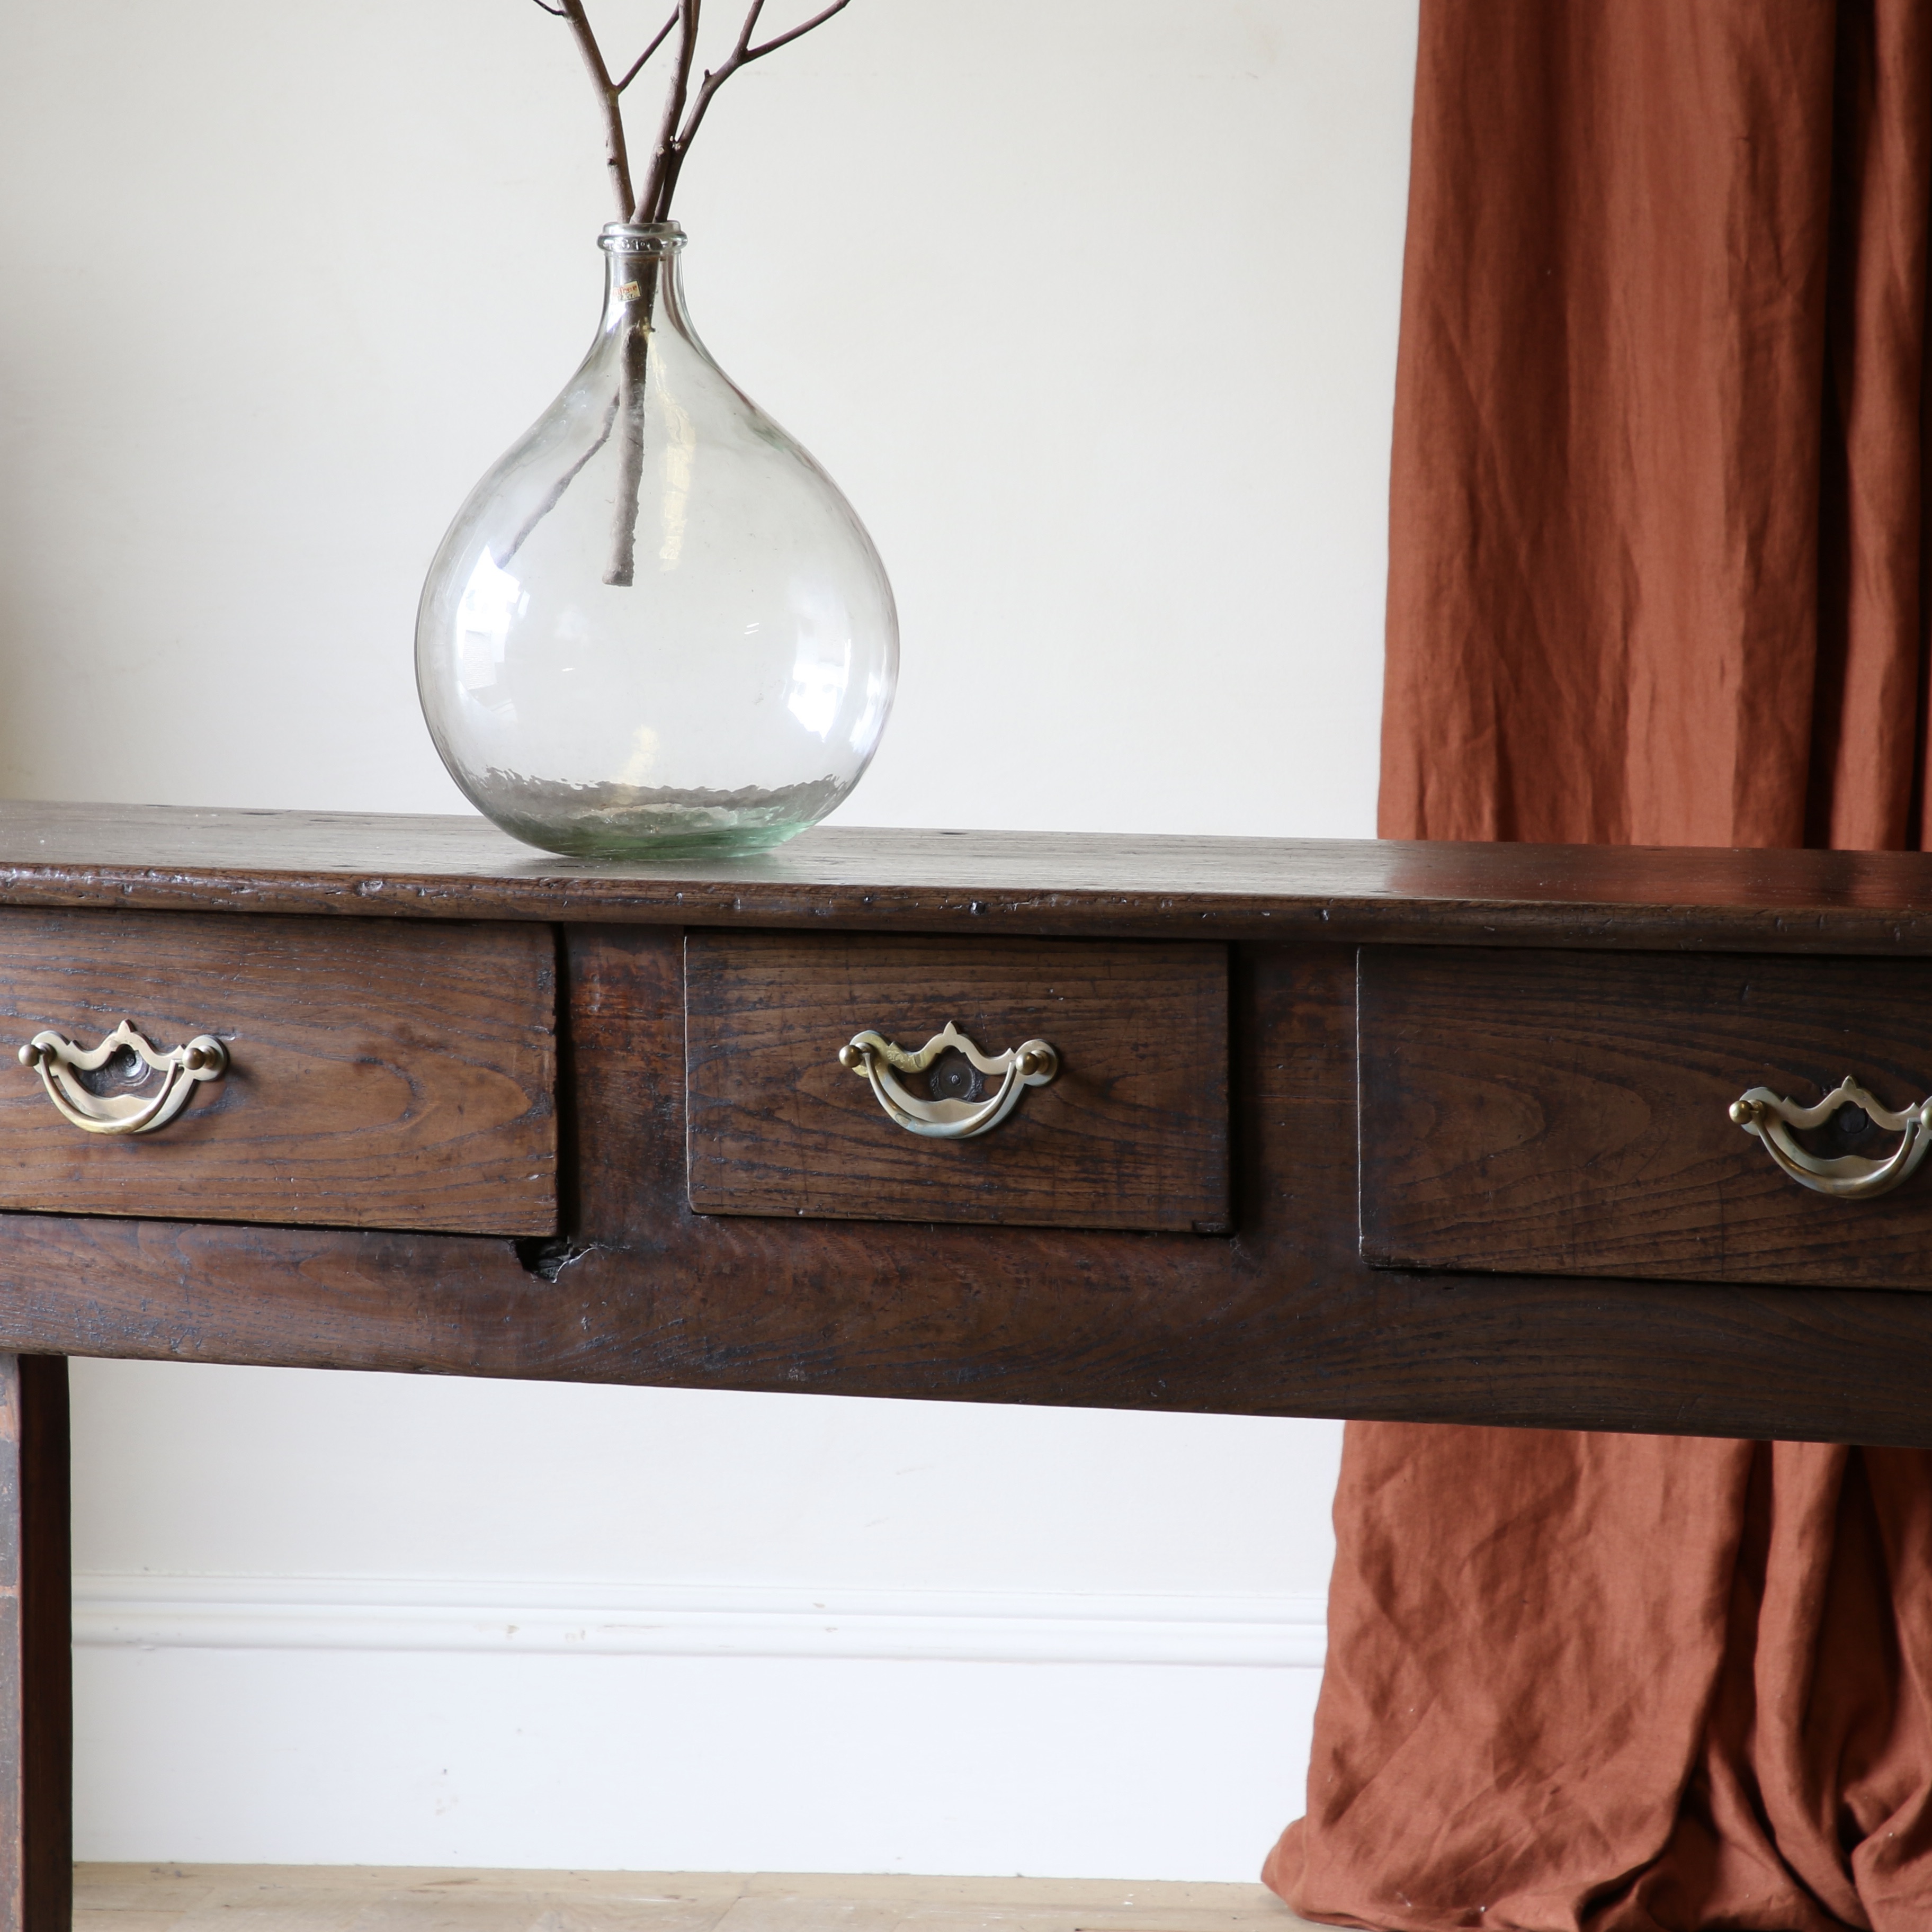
[838,1022,1057,1141]
[1729,1075,1932,1199]
[17,1020,228,1136]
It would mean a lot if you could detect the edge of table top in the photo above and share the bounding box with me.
[3,799,1932,952]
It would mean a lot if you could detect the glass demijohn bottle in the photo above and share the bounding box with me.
[416,223,897,858]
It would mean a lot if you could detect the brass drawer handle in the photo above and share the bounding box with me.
[1729,1076,1932,1199]
[838,1022,1058,1141]
[16,1020,228,1136]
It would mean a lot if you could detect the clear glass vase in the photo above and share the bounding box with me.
[416,222,898,859]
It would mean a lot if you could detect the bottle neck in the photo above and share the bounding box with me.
[600,223,686,332]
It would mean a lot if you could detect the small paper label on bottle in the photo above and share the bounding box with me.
[618,280,642,301]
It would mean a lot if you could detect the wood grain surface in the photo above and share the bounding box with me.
[1358,947,1932,1290]
[3,934,1931,1447]
[16,799,1932,956]
[0,910,556,1236]
[0,1356,68,1932]
[685,934,1229,1232]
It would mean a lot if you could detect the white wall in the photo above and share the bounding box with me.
[0,0,1417,1882]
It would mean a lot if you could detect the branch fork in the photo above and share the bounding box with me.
[536,0,853,226]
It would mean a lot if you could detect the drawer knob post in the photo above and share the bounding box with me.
[839,1022,1058,1141]
[1729,1075,1932,1199]
[16,1019,228,1136]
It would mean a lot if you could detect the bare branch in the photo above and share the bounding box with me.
[495,393,621,568]
[744,0,850,62]
[614,10,680,93]
[633,0,702,222]
[641,0,846,219]
[529,0,857,582]
[542,0,852,229]
[734,0,771,54]
[550,0,639,219]
[651,0,851,213]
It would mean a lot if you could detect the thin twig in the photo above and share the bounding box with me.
[641,0,851,220]
[494,393,621,569]
[634,0,703,223]
[663,0,765,177]
[740,0,851,61]
[551,0,636,217]
[615,11,680,92]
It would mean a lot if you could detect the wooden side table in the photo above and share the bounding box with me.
[7,802,1932,1929]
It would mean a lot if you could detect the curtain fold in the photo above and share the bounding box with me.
[1266,4,1932,1927]
[1376,0,1932,847]
[1267,1432,1932,1932]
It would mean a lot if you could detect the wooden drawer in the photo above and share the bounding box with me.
[684,933,1229,1232]
[1358,945,1932,1291]
[0,910,556,1235]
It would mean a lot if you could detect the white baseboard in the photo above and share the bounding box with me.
[72,1573,1328,1669]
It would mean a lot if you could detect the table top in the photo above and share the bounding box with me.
[4,799,1932,950]
[8,798,1932,1446]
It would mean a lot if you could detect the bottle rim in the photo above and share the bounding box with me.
[600,221,686,255]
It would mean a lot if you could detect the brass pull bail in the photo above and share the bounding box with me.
[1728,1075,1932,1200]
[839,1022,1058,1141]
[16,1020,228,1136]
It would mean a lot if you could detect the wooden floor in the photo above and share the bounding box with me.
[77,1865,1310,1932]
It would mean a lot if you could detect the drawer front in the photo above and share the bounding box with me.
[1359,945,1932,1291]
[0,910,556,1236]
[685,933,1229,1232]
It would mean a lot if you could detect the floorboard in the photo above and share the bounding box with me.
[75,1865,1309,1932]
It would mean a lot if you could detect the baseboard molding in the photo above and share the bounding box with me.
[72,1574,1328,1669]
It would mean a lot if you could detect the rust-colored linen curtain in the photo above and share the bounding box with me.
[1264,5,1932,1929]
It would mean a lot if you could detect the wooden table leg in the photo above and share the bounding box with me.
[0,1358,69,1932]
